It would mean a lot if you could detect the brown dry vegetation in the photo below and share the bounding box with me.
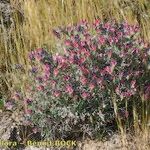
[0,0,150,149]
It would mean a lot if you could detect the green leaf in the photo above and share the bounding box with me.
[0,99,4,110]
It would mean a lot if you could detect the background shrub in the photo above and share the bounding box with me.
[17,20,150,140]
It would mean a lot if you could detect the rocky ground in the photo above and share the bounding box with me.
[0,111,149,150]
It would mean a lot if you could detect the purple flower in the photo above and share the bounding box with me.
[5,102,13,110]
[31,67,38,73]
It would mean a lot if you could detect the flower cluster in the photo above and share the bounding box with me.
[19,20,150,139]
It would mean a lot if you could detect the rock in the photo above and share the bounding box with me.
[0,112,13,140]
[0,0,13,28]
[0,0,23,28]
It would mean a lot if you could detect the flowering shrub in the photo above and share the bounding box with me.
[15,20,150,139]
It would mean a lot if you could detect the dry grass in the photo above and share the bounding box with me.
[79,132,150,150]
[0,0,150,93]
[1,0,150,68]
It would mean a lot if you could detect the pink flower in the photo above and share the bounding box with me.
[35,55,42,61]
[25,109,32,115]
[117,32,123,38]
[131,80,136,89]
[54,68,59,77]
[81,41,86,47]
[114,37,119,43]
[111,59,117,67]
[91,44,97,51]
[24,98,32,104]
[53,55,58,62]
[107,50,112,59]
[81,92,89,99]
[134,71,141,77]
[132,48,139,54]
[80,66,90,75]
[104,59,117,74]
[84,33,91,41]
[5,102,13,110]
[123,91,132,97]
[32,128,38,134]
[108,37,113,45]
[144,85,150,100]
[43,64,50,72]
[80,76,88,85]
[115,86,120,95]
[51,80,56,88]
[103,22,111,29]
[80,57,86,63]
[34,48,43,61]
[63,75,70,81]
[66,85,73,95]
[36,48,43,53]
[110,27,115,32]
[104,66,112,74]
[93,19,100,27]
[119,51,126,58]
[37,85,44,91]
[65,40,71,46]
[79,48,86,55]
[99,36,105,45]
[97,78,103,85]
[43,73,50,81]
[12,92,20,100]
[89,83,95,91]
[53,90,61,97]
[85,51,90,57]
[73,42,78,48]
[124,110,129,118]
